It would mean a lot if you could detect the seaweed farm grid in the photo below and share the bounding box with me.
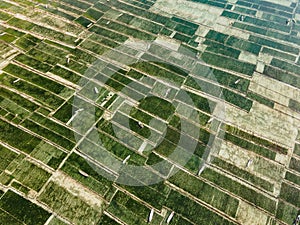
[0,0,300,224]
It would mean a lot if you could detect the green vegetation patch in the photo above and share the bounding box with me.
[0,88,39,112]
[276,200,299,225]
[222,132,276,160]
[166,190,235,225]
[97,19,155,40]
[223,124,287,154]
[271,58,300,76]
[75,16,92,27]
[7,17,35,30]
[138,96,175,120]
[0,97,31,122]
[247,91,274,108]
[202,52,255,76]
[263,66,300,89]
[89,25,128,43]
[176,89,216,114]
[85,8,104,20]
[44,7,76,21]
[0,33,16,43]
[205,30,229,44]
[0,172,14,186]
[21,119,75,150]
[15,35,40,51]
[35,42,68,58]
[222,89,253,111]
[48,217,68,225]
[61,0,91,10]
[294,143,300,156]
[117,180,169,210]
[212,157,274,192]
[97,214,120,225]
[107,200,148,225]
[0,190,51,225]
[28,48,60,65]
[169,169,239,217]
[117,13,135,24]
[188,65,250,96]
[289,157,300,173]
[262,47,296,62]
[289,99,300,113]
[171,16,199,29]
[132,61,185,86]
[11,181,30,195]
[95,121,145,162]
[226,36,261,55]
[130,17,163,34]
[221,10,240,19]
[89,33,119,48]
[204,39,241,59]
[185,76,222,98]
[0,11,12,21]
[39,181,104,225]
[12,160,51,191]
[0,119,41,154]
[53,101,73,123]
[50,65,82,83]
[249,35,299,55]
[14,54,52,73]
[280,182,300,208]
[110,0,168,25]
[61,152,114,196]
[3,64,65,94]
[31,25,77,45]
[0,209,23,225]
[111,111,154,139]
[80,39,109,55]
[0,145,18,172]
[107,191,162,224]
[285,171,300,186]
[146,153,173,176]
[201,168,276,212]
[30,141,66,169]
[29,113,75,141]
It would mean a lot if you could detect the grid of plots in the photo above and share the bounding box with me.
[0,0,300,225]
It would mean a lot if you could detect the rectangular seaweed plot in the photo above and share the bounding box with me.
[0,73,65,109]
[38,181,104,225]
[116,172,170,210]
[60,152,115,197]
[223,124,288,154]
[202,52,256,76]
[12,159,51,192]
[221,132,276,160]
[276,200,299,225]
[0,190,51,225]
[48,217,69,225]
[165,190,236,225]
[30,141,67,170]
[107,191,163,225]
[200,167,277,213]
[3,64,66,95]
[280,182,300,208]
[0,145,18,173]
[168,169,240,217]
[0,209,23,225]
[211,157,274,192]
[20,119,75,151]
[97,214,120,225]
[0,119,41,154]
[263,65,300,89]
